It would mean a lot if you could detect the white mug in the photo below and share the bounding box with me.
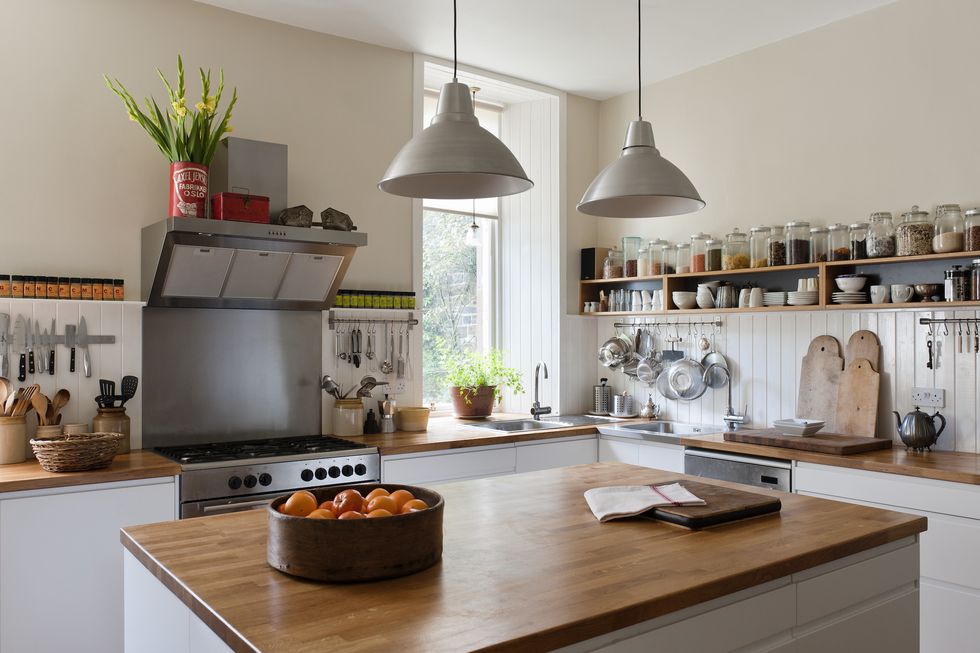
[738,288,751,308]
[891,284,913,303]
[806,277,819,292]
[870,285,890,304]
[797,278,807,292]
[749,287,764,308]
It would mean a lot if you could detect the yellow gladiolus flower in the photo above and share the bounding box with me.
[205,95,217,112]
[224,124,234,133]
[171,97,187,117]
[194,101,207,113]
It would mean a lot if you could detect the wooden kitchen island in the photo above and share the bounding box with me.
[122,463,926,653]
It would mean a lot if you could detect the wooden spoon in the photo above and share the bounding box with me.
[49,388,70,424]
[31,392,50,426]
[15,385,38,417]
[0,377,11,408]
[3,390,17,417]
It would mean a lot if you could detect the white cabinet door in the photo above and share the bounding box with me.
[382,446,516,485]
[598,438,638,464]
[1,479,176,653]
[515,437,597,473]
[635,441,685,473]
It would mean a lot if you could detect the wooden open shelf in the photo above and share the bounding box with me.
[579,250,980,317]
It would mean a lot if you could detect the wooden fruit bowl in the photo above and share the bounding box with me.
[267,483,444,583]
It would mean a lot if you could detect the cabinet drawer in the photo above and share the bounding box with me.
[515,437,596,473]
[635,441,685,473]
[382,446,516,484]
[921,579,980,653]
[598,439,638,465]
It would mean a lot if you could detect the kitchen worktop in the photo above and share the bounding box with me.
[0,451,180,494]
[121,463,925,653]
[682,433,980,485]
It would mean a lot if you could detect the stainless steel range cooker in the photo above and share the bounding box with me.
[156,435,380,518]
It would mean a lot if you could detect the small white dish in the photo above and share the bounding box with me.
[774,418,825,437]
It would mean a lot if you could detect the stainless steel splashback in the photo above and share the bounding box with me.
[142,308,322,448]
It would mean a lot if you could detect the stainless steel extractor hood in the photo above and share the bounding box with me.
[141,217,367,310]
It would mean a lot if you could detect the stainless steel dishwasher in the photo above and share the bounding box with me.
[684,449,792,492]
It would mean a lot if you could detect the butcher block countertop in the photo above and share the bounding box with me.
[0,450,180,494]
[121,463,925,653]
[682,433,980,485]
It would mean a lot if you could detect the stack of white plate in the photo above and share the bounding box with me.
[832,291,868,304]
[773,418,825,437]
[763,291,787,306]
[787,291,818,306]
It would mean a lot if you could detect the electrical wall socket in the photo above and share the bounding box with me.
[388,379,407,395]
[911,387,945,408]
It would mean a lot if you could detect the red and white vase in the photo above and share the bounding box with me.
[169,162,209,218]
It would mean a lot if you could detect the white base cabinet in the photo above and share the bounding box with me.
[598,436,685,473]
[796,462,980,653]
[0,478,176,653]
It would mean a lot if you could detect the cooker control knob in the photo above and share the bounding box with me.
[300,469,314,482]
[354,464,367,476]
[243,475,257,488]
[341,464,354,477]
[228,476,242,490]
[258,473,272,487]
[328,466,341,478]
[314,467,327,480]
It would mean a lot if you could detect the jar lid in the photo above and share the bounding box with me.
[785,221,810,228]
[749,226,771,233]
[973,259,980,265]
[849,222,869,229]
[828,223,848,231]
[965,208,980,217]
[647,238,665,246]
[937,203,961,213]
[869,211,893,221]
[809,226,829,234]
[705,238,721,246]
[676,242,691,248]
[726,228,746,238]
[902,205,929,220]
[690,232,710,240]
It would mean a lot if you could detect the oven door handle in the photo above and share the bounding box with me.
[201,498,274,514]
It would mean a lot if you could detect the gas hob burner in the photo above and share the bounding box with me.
[156,435,371,466]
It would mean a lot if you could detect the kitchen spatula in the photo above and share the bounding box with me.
[120,375,139,406]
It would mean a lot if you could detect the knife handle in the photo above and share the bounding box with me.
[28,350,34,375]
[70,347,75,373]
[18,354,26,382]
[49,349,55,375]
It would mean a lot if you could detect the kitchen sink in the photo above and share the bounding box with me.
[597,420,723,445]
[465,414,622,433]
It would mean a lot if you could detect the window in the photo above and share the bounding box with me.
[421,92,500,407]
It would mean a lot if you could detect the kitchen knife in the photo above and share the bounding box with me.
[41,328,50,375]
[33,320,43,374]
[13,316,26,382]
[49,318,56,374]
[78,316,91,378]
[65,324,77,373]
[0,313,9,379]
[26,319,35,375]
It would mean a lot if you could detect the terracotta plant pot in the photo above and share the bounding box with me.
[450,386,496,419]
[169,161,209,218]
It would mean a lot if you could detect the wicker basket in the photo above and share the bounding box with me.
[30,432,125,472]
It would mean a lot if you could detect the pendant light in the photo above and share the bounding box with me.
[379,0,533,199]
[577,0,704,218]
[464,199,481,247]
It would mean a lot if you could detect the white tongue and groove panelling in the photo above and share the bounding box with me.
[596,308,980,453]
[0,298,143,449]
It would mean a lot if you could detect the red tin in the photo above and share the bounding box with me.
[210,191,271,223]
[169,162,209,218]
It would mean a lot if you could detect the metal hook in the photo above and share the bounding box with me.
[927,323,935,337]
[943,323,950,337]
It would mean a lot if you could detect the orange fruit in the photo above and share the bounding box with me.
[318,500,338,516]
[364,488,390,502]
[333,489,364,515]
[276,503,287,514]
[388,489,415,511]
[307,509,336,520]
[338,510,365,519]
[400,499,428,514]
[366,496,398,515]
[283,491,318,517]
[366,509,393,518]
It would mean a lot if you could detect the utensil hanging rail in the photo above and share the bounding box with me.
[918,317,980,325]
[328,311,418,331]
[612,317,723,329]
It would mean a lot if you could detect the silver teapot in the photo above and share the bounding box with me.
[892,407,946,452]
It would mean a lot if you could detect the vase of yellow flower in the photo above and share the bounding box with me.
[104,56,237,219]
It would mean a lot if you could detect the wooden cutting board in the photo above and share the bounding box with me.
[646,480,782,529]
[835,357,880,437]
[724,429,892,455]
[796,335,843,428]
[845,330,881,371]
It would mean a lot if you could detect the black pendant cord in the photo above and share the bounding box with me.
[453,0,458,81]
[637,0,642,120]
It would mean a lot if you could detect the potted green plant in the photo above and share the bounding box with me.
[445,349,524,418]
[104,56,237,219]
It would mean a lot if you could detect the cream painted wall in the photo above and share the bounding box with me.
[593,0,980,248]
[0,0,414,294]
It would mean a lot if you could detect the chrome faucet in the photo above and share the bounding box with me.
[531,361,552,420]
[702,363,745,431]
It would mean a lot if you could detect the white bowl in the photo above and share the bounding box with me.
[697,280,721,290]
[773,418,825,437]
[835,276,867,292]
[672,291,698,310]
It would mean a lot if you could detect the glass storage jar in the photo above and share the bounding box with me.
[661,244,677,274]
[933,203,965,253]
[675,242,692,273]
[705,239,722,271]
[966,209,980,252]
[828,223,850,261]
[785,221,811,265]
[972,259,980,301]
[749,226,770,268]
[637,246,651,277]
[867,212,896,258]
[690,233,710,272]
[722,229,750,270]
[849,222,869,260]
[623,236,642,276]
[602,247,624,279]
[896,205,933,256]
[809,226,829,262]
[767,226,786,266]
[647,239,666,274]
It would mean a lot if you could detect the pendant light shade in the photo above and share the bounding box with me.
[577,120,704,218]
[379,82,533,199]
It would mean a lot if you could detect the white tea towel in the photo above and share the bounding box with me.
[584,483,706,523]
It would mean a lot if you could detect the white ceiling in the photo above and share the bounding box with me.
[197,0,898,100]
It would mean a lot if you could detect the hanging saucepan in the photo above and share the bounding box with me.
[598,332,634,369]
[635,328,663,385]
[700,329,729,388]
[667,337,707,401]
